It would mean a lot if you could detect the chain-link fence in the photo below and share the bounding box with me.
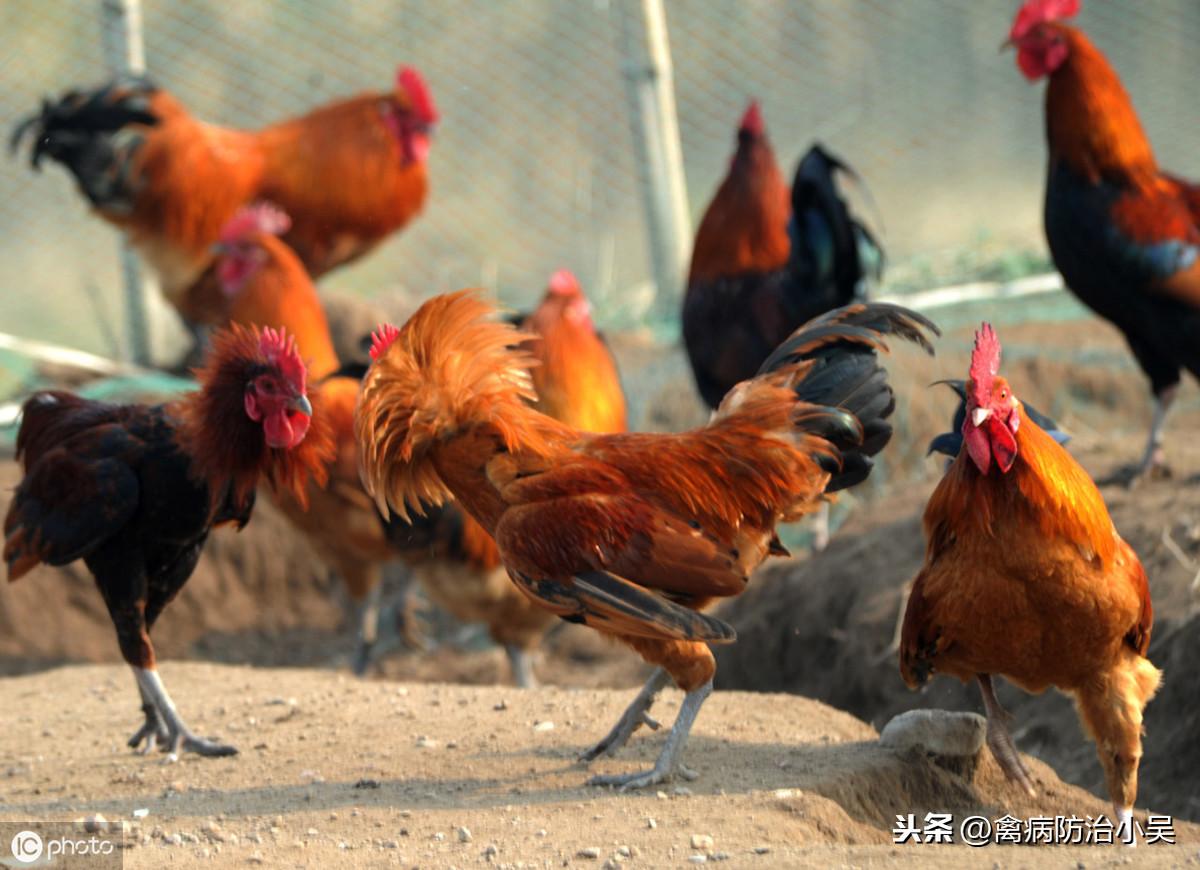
[2,0,1199,359]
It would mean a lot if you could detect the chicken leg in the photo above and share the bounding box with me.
[127,681,170,754]
[132,667,237,758]
[1130,384,1177,486]
[505,645,538,689]
[978,674,1036,796]
[351,581,383,676]
[587,679,711,791]
[580,667,669,761]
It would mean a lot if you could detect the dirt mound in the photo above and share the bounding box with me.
[1,664,1194,867]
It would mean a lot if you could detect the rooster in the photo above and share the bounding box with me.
[682,101,882,411]
[900,323,1159,834]
[356,291,937,789]
[12,66,436,323]
[1009,0,1200,482]
[926,378,1069,463]
[3,325,330,756]
[516,269,627,434]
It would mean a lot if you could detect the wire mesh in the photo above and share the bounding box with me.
[1,0,1199,358]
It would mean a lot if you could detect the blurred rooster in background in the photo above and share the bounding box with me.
[357,291,936,789]
[901,323,1159,832]
[683,101,883,410]
[12,66,436,329]
[3,325,329,757]
[516,269,627,434]
[683,103,883,550]
[1009,0,1200,482]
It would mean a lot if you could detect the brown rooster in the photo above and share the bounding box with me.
[3,325,330,756]
[12,67,436,322]
[1009,0,1200,482]
[900,323,1160,835]
[356,291,936,788]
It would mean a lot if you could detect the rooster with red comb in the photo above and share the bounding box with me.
[1007,0,1200,483]
[900,322,1160,834]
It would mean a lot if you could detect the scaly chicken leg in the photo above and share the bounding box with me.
[132,667,237,758]
[127,682,170,754]
[978,674,1036,796]
[587,679,711,791]
[1131,384,1177,485]
[580,667,669,761]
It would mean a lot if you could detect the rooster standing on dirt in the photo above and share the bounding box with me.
[3,325,330,756]
[356,291,936,788]
[1009,0,1200,482]
[12,67,437,327]
[900,323,1160,832]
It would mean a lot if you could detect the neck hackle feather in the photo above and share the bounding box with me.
[175,323,332,513]
[356,289,553,521]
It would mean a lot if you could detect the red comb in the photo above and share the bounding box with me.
[220,202,291,244]
[739,100,765,138]
[259,325,307,395]
[396,66,438,125]
[548,269,580,297]
[1010,0,1080,40]
[369,323,401,362]
[969,323,1002,392]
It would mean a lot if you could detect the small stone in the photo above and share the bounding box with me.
[752,845,771,855]
[689,856,707,865]
[879,709,986,757]
[535,829,547,837]
[457,826,472,843]
[690,834,714,851]
[712,852,731,862]
[432,832,445,842]
[577,847,602,859]
[306,828,319,837]
[494,700,508,711]
[132,808,150,819]
[483,843,499,859]
[416,736,439,749]
[82,814,107,833]
[165,834,182,846]
[248,852,264,864]
[616,846,632,857]
[646,819,657,830]
[532,721,554,732]
[672,786,693,797]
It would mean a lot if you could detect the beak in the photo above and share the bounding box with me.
[1000,36,1014,52]
[972,407,992,427]
[289,394,313,416]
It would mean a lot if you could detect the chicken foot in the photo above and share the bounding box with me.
[351,581,383,677]
[127,682,170,754]
[587,678,712,791]
[580,667,669,761]
[978,674,1036,796]
[132,667,238,758]
[1130,385,1177,486]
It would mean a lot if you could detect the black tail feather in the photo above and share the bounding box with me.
[761,302,939,493]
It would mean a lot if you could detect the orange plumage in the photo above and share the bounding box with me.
[518,270,628,434]
[15,67,436,321]
[900,322,1159,824]
[357,290,936,788]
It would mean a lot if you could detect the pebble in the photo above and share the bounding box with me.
[82,814,107,834]
[712,852,731,862]
[306,828,319,837]
[132,808,149,819]
[752,845,771,855]
[646,818,657,830]
[533,721,555,732]
[248,852,264,864]
[433,832,446,842]
[483,843,499,859]
[416,736,439,749]
[457,826,473,843]
[494,699,508,711]
[689,856,707,865]
[616,846,632,858]
[535,829,547,838]
[672,786,694,797]
[691,834,714,851]
[577,847,602,859]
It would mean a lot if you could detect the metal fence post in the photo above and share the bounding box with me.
[101,0,154,366]
[621,0,691,322]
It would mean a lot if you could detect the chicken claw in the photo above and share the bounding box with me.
[127,703,170,754]
[978,674,1037,797]
[132,667,238,759]
[580,668,669,761]
[587,679,711,791]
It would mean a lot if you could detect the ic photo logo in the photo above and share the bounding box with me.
[10,830,42,863]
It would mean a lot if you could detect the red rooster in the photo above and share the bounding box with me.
[1009,0,1200,482]
[900,324,1159,832]
[356,291,936,788]
[12,67,436,321]
[4,325,330,756]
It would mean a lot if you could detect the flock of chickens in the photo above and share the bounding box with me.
[2,0,1196,837]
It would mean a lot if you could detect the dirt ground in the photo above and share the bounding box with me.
[2,664,1197,868]
[1,314,1199,864]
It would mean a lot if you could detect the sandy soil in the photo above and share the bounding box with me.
[2,663,1197,869]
